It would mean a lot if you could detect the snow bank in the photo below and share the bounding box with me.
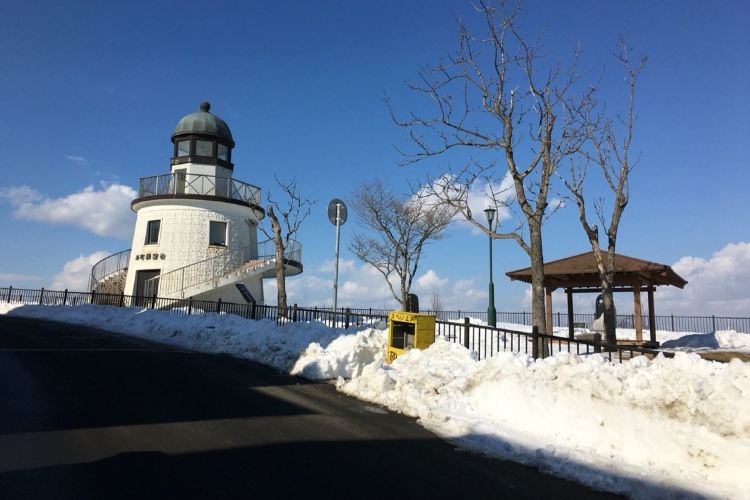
[2,303,749,498]
[0,303,381,377]
[340,341,750,498]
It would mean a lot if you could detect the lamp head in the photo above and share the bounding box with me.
[484,207,497,227]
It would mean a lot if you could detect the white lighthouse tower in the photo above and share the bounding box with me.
[90,102,302,304]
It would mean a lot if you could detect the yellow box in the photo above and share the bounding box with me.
[386,311,436,364]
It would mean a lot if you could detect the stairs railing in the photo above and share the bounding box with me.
[145,238,301,298]
[89,249,131,292]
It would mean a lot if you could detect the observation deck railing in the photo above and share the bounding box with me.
[145,238,302,298]
[89,249,131,291]
[136,173,261,206]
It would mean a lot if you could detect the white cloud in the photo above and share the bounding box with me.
[265,261,490,310]
[316,258,356,274]
[51,251,111,291]
[0,186,42,206]
[415,269,448,290]
[418,172,517,235]
[659,242,750,316]
[0,183,136,240]
[268,262,397,308]
[515,242,750,317]
[64,155,87,163]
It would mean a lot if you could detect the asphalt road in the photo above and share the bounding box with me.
[0,316,623,499]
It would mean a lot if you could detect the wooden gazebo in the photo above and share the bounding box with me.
[506,252,687,345]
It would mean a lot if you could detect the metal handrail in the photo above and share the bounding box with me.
[137,173,262,206]
[145,238,302,298]
[89,249,131,291]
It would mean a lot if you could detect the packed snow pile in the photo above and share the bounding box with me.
[2,303,749,498]
[0,303,382,377]
[340,341,750,498]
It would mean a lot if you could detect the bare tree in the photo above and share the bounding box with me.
[390,1,593,345]
[430,290,444,318]
[563,41,647,345]
[260,176,314,316]
[349,179,454,310]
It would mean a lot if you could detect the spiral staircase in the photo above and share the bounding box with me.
[89,239,302,301]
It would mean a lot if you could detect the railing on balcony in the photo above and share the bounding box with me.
[137,173,262,206]
[89,249,131,291]
[145,238,302,298]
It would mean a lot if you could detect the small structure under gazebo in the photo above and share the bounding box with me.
[506,252,687,346]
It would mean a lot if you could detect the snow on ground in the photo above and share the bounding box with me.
[2,303,749,499]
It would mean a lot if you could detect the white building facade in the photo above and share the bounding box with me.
[90,102,302,305]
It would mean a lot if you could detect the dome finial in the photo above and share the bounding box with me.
[200,101,210,112]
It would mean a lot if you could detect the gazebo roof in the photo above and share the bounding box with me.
[505,251,687,290]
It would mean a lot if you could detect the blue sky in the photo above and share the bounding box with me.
[1,0,748,314]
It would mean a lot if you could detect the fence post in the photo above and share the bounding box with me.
[463,317,470,349]
[671,314,675,332]
[63,289,68,306]
[712,315,716,333]
[345,307,351,329]
[7,285,12,303]
[251,301,257,320]
[188,297,193,315]
[593,333,602,353]
[532,325,539,359]
[151,293,157,309]
[292,303,298,322]
[119,292,125,307]
[556,311,560,327]
[39,287,45,305]
[90,291,96,304]
[217,298,222,314]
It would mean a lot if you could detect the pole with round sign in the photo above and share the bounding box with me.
[328,199,348,311]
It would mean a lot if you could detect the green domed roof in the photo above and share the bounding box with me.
[172,102,234,145]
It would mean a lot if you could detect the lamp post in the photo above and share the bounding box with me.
[484,207,497,327]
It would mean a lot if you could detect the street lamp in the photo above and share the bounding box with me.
[484,207,497,327]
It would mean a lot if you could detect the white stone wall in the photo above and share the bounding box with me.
[170,161,231,179]
[123,198,262,298]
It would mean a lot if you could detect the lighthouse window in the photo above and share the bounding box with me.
[145,220,160,245]
[195,139,213,157]
[209,221,227,246]
[177,140,190,157]
[218,143,229,161]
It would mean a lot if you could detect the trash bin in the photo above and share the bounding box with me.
[386,311,436,364]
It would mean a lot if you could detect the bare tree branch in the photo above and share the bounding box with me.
[260,176,315,315]
[349,179,454,309]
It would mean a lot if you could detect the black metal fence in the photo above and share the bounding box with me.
[435,317,676,363]
[0,286,386,330]
[346,308,749,334]
[1,285,695,365]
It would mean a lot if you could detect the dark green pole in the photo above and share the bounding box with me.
[487,231,497,327]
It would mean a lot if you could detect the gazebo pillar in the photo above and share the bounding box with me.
[647,285,657,343]
[545,287,554,336]
[566,288,574,340]
[633,278,643,343]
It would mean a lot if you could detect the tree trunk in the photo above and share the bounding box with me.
[601,271,617,346]
[268,206,287,317]
[529,221,549,357]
